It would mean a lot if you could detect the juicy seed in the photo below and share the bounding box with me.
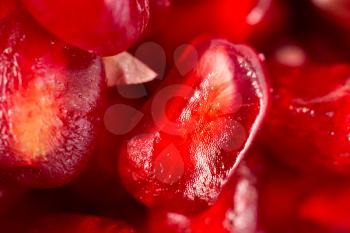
[119,37,269,213]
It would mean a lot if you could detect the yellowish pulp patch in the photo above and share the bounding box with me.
[9,78,62,162]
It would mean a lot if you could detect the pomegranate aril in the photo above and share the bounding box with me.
[263,57,350,175]
[21,0,150,55]
[119,37,269,213]
[0,10,105,187]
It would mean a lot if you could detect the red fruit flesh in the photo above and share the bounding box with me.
[119,37,269,213]
[264,59,350,174]
[0,11,105,187]
[0,0,17,20]
[21,0,150,55]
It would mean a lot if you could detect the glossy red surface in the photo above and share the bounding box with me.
[119,37,269,213]
[21,0,150,55]
[0,10,106,187]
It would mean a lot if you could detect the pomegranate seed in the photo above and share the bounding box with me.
[119,37,269,213]
[22,0,150,55]
[0,10,105,187]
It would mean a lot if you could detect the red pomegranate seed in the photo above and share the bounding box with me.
[21,0,150,55]
[264,57,350,174]
[0,10,105,187]
[119,37,269,213]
